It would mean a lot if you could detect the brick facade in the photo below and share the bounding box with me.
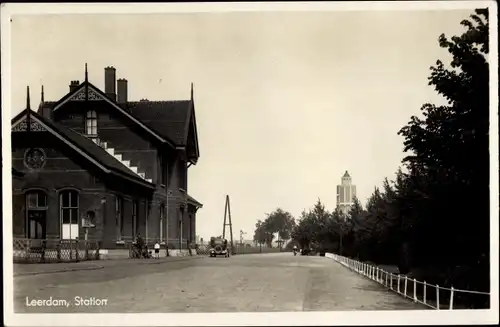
[12,67,202,249]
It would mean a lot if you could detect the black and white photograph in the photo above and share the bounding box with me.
[1,2,498,326]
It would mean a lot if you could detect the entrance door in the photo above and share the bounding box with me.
[27,210,46,239]
[25,190,48,239]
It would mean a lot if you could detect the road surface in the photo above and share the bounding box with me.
[13,253,426,313]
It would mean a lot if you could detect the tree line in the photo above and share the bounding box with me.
[253,9,490,300]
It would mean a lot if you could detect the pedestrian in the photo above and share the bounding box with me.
[154,240,160,259]
[136,233,145,258]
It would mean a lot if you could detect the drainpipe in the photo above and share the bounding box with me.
[145,200,149,244]
[179,206,183,250]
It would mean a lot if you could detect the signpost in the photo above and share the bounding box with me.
[81,216,95,241]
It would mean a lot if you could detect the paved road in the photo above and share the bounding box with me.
[14,253,426,313]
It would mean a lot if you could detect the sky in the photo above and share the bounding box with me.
[6,7,476,241]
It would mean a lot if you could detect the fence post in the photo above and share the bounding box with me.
[423,281,427,304]
[449,286,454,310]
[75,240,80,262]
[41,240,46,263]
[404,275,408,297]
[390,273,393,289]
[385,271,388,286]
[436,285,440,310]
[376,267,379,282]
[397,275,401,293]
[96,241,101,260]
[85,241,89,260]
[413,278,417,302]
[57,242,61,262]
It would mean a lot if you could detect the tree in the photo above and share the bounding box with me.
[396,9,489,291]
[291,209,317,249]
[253,220,269,246]
[264,208,296,245]
[256,9,490,307]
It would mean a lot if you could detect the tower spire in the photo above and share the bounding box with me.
[85,63,88,82]
[190,82,194,101]
[85,63,89,102]
[26,86,31,132]
[41,85,44,103]
[26,85,31,110]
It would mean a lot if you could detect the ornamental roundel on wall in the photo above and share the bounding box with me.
[24,148,47,170]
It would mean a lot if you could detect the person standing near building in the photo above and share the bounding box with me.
[154,240,160,259]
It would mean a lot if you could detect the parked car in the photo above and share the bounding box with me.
[209,237,230,258]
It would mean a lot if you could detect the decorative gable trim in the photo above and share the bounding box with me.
[52,82,175,148]
[11,112,109,172]
[69,88,103,101]
[12,116,47,132]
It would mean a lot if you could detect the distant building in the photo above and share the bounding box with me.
[336,171,357,216]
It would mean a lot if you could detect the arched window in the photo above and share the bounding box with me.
[26,190,47,209]
[85,110,98,136]
[60,190,79,239]
[25,190,48,239]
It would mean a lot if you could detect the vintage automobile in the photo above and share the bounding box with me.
[209,237,230,257]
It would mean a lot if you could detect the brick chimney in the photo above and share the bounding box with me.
[104,66,116,101]
[69,80,80,93]
[117,78,128,104]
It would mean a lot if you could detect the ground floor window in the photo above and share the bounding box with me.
[26,190,48,239]
[60,190,79,239]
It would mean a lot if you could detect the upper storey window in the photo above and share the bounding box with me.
[85,110,98,136]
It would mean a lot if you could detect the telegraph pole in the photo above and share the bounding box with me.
[222,195,235,255]
[240,229,247,247]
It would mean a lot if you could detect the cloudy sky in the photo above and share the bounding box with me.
[6,5,476,240]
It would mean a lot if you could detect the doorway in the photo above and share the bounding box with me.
[25,190,48,239]
[27,210,46,239]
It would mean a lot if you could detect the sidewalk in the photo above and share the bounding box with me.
[13,255,204,277]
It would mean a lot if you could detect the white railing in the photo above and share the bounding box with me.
[325,253,490,310]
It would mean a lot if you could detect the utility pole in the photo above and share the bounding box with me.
[222,195,235,255]
[240,229,247,247]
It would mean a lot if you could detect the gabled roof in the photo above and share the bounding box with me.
[50,81,176,148]
[124,97,200,163]
[343,171,350,178]
[11,109,155,189]
[125,100,191,146]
